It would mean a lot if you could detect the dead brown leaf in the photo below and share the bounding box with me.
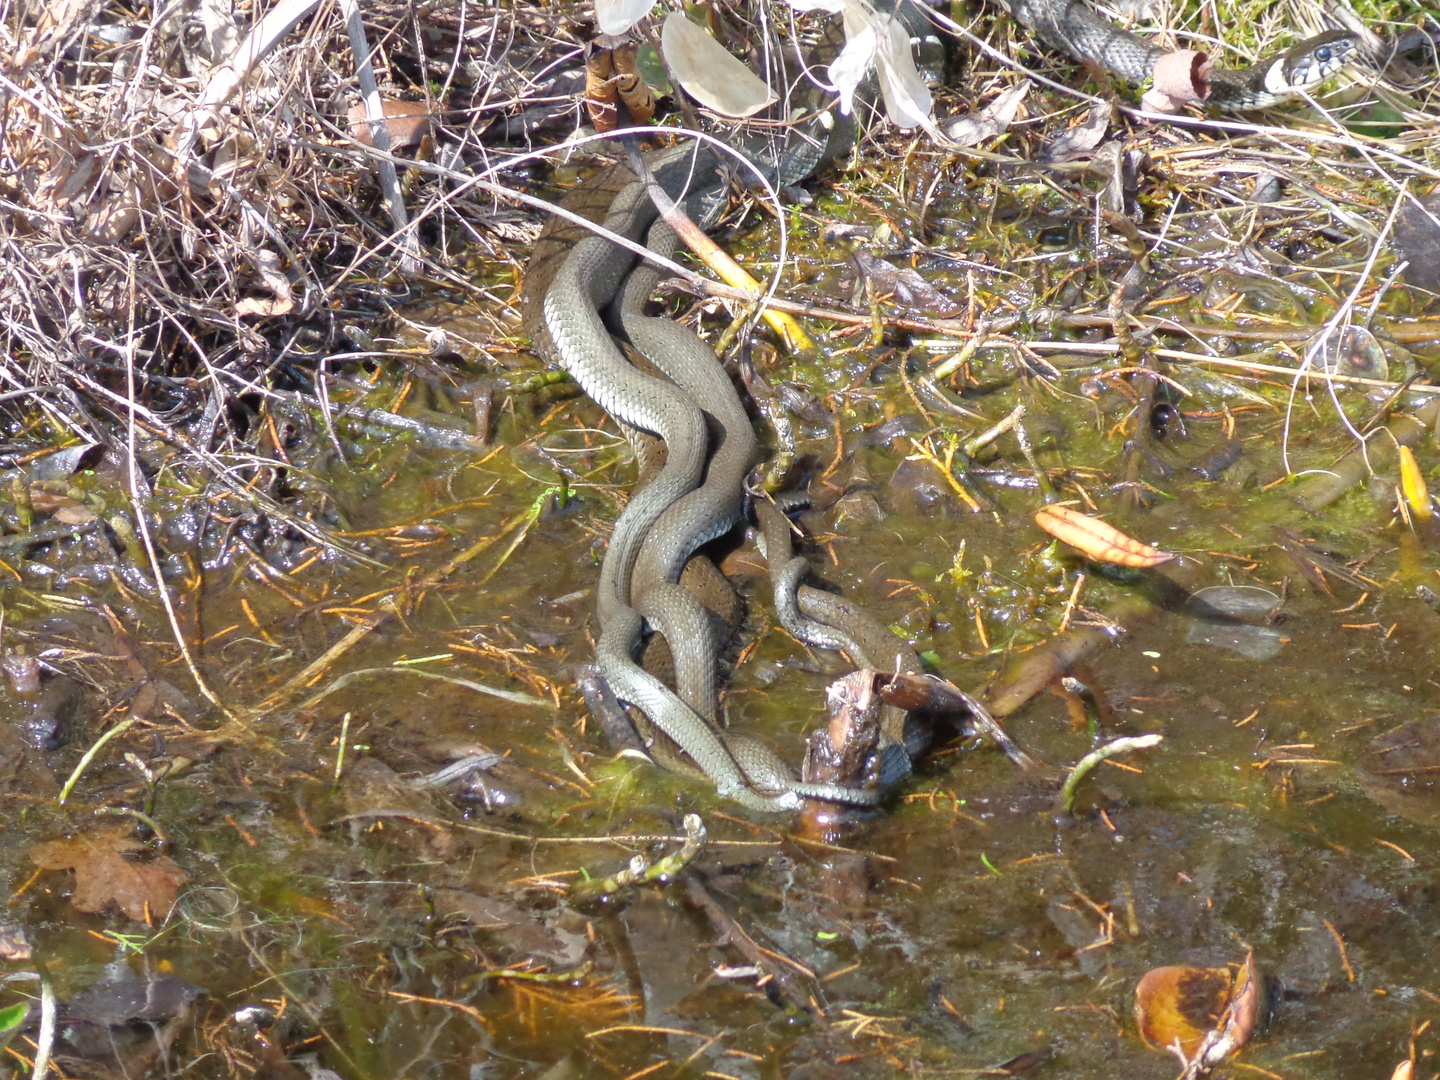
[942,81,1029,147]
[584,48,621,131]
[51,504,98,525]
[346,97,432,153]
[234,247,294,317]
[27,487,95,522]
[1395,188,1440,295]
[29,828,188,920]
[1040,101,1113,163]
[851,250,962,316]
[1142,50,1210,112]
[610,41,655,124]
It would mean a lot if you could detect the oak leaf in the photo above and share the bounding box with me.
[29,828,188,921]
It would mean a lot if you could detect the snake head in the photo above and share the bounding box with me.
[1270,28,1360,95]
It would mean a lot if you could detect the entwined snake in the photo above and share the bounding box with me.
[538,146,903,810]
[522,1,1385,809]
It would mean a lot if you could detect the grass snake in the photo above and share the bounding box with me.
[538,144,902,810]
[538,156,818,812]
[1004,0,1360,109]
[522,4,938,809]
[615,215,888,804]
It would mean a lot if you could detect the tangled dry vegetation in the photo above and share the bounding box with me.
[0,0,1437,588]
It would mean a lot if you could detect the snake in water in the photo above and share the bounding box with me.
[539,143,900,809]
[538,155,824,812]
[614,215,887,803]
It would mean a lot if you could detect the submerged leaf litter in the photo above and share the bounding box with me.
[1,0,1439,1077]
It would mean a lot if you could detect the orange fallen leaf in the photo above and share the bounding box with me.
[1135,964,1232,1057]
[30,827,188,921]
[1135,953,1266,1072]
[1034,505,1175,567]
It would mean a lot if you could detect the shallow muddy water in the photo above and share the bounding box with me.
[3,133,1440,1080]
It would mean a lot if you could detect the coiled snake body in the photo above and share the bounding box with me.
[537,148,890,810]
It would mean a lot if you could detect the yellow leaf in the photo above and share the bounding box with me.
[1135,953,1266,1070]
[1034,505,1175,568]
[1398,445,1432,524]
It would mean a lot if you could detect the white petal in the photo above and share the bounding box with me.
[827,26,876,115]
[874,16,932,128]
[662,12,778,118]
[595,0,655,35]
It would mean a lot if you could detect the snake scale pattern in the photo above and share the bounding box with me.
[1007,0,1360,110]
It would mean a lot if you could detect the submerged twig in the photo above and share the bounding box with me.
[681,875,823,1020]
[299,665,554,712]
[569,813,707,904]
[58,717,138,806]
[262,485,558,711]
[1057,734,1164,816]
[30,965,55,1080]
